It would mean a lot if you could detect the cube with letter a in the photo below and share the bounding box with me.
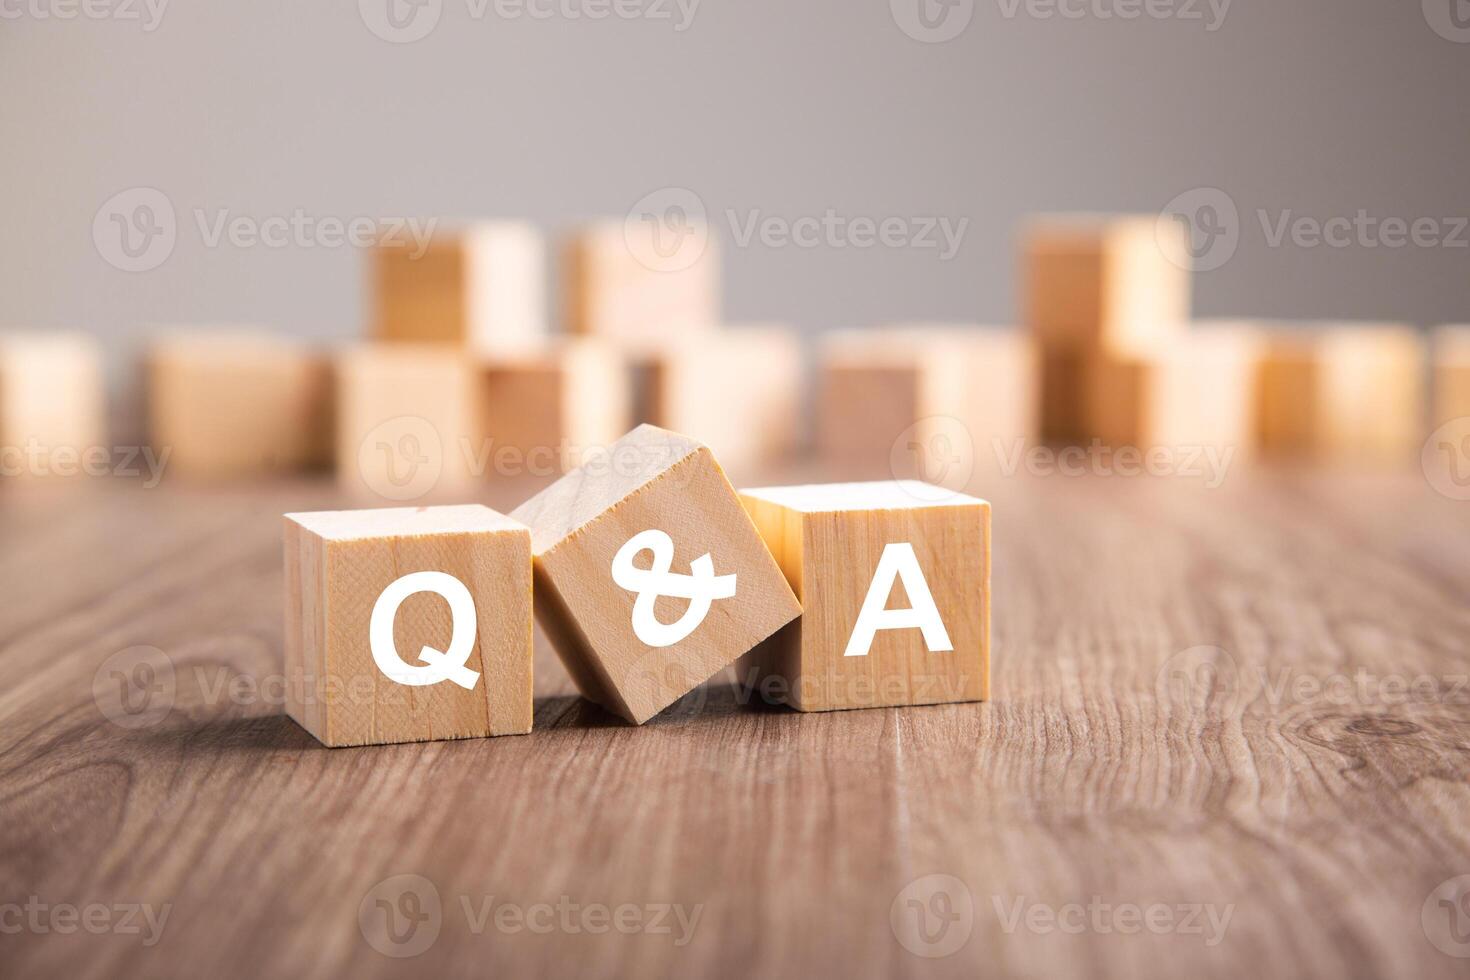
[511,424,802,724]
[738,481,990,712]
[282,504,533,747]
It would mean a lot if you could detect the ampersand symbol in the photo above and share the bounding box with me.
[611,529,737,648]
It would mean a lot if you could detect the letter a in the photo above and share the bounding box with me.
[842,542,953,658]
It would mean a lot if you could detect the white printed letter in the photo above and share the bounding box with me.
[842,542,953,658]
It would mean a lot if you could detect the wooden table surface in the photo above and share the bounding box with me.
[3,465,1469,979]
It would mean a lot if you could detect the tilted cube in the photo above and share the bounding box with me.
[511,424,801,724]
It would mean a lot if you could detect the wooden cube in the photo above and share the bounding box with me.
[642,325,803,476]
[564,221,719,341]
[738,480,990,712]
[373,222,545,355]
[477,338,632,477]
[511,424,801,724]
[1257,322,1425,464]
[283,504,533,747]
[1022,214,1189,356]
[147,332,332,480]
[1433,325,1470,427]
[336,345,478,500]
[0,332,105,476]
[1039,349,1091,444]
[818,325,1036,475]
[1088,327,1263,455]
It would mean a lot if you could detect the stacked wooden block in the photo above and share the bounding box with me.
[284,424,991,745]
[1022,213,1245,451]
[1022,214,1431,465]
[142,216,805,490]
[16,212,1459,489]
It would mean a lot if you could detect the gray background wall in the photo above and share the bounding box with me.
[3,0,1468,390]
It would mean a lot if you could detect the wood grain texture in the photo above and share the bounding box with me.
[3,466,1470,980]
[282,504,533,746]
[739,481,990,712]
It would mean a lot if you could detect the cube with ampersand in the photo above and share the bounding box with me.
[511,424,801,724]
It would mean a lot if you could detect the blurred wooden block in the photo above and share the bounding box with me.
[1039,349,1091,443]
[0,332,106,475]
[1433,325,1470,426]
[373,222,545,355]
[1022,214,1189,356]
[738,480,990,712]
[283,504,533,747]
[147,332,331,480]
[818,325,1036,476]
[477,338,632,477]
[511,424,800,724]
[1089,327,1263,455]
[564,221,719,341]
[643,325,803,475]
[1257,322,1425,464]
[335,345,478,500]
